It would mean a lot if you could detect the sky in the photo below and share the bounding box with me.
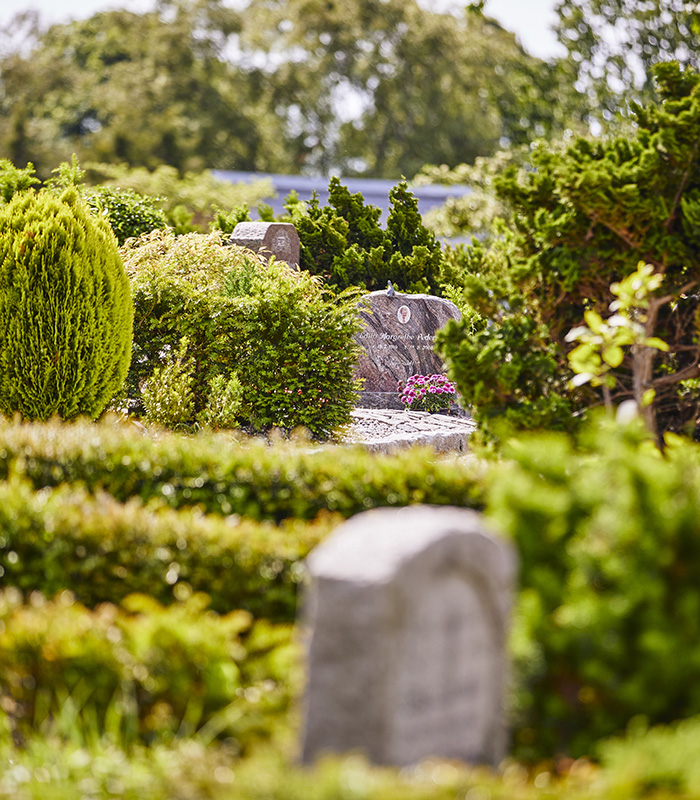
[0,0,565,60]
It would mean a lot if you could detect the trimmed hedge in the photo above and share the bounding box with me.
[0,590,295,750]
[0,418,486,522]
[0,477,335,621]
[489,417,700,760]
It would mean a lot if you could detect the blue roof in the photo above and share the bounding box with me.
[212,170,470,221]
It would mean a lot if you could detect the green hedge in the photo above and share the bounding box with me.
[0,418,485,522]
[488,417,700,760]
[5,716,700,799]
[0,477,335,620]
[0,590,296,751]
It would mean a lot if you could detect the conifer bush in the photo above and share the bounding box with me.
[0,188,133,421]
[437,63,700,441]
[233,177,449,294]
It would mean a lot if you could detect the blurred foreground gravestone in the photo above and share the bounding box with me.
[355,292,461,408]
[229,222,300,269]
[300,505,517,767]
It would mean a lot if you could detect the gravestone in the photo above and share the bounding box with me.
[229,221,300,269]
[355,291,461,408]
[300,505,517,767]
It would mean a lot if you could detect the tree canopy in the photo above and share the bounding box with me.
[555,0,700,125]
[0,0,290,175]
[0,0,572,178]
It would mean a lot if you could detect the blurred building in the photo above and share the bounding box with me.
[212,171,470,223]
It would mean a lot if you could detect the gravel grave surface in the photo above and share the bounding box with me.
[341,407,477,454]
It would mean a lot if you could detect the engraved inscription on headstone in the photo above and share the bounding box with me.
[229,221,300,269]
[355,292,461,409]
[300,505,517,767]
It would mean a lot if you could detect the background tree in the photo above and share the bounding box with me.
[244,0,574,177]
[0,0,293,177]
[421,2,700,247]
[0,0,573,179]
[555,0,700,126]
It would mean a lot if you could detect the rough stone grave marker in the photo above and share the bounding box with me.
[229,221,300,269]
[355,291,461,408]
[300,505,517,767]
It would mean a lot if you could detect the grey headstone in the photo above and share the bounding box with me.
[355,292,461,409]
[229,222,300,269]
[300,505,517,767]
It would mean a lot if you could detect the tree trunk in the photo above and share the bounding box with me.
[633,304,660,444]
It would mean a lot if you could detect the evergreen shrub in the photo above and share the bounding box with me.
[488,416,700,760]
[123,229,363,438]
[0,589,295,750]
[0,417,486,522]
[298,178,446,294]
[0,476,333,619]
[84,186,168,245]
[232,177,448,294]
[0,188,133,420]
[438,63,700,441]
[0,158,40,203]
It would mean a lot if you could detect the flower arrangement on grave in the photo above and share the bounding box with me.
[397,374,457,413]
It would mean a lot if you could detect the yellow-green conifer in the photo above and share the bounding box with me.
[0,187,133,420]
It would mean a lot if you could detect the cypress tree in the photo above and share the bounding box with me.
[0,187,133,420]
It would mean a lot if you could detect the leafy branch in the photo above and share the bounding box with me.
[566,262,669,422]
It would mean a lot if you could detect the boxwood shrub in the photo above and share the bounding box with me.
[0,417,486,522]
[0,476,334,620]
[122,229,363,438]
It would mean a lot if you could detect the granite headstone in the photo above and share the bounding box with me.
[229,221,300,269]
[300,505,517,767]
[355,291,461,408]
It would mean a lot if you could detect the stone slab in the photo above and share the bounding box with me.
[229,221,300,268]
[342,408,476,454]
[300,505,516,767]
[355,292,461,408]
